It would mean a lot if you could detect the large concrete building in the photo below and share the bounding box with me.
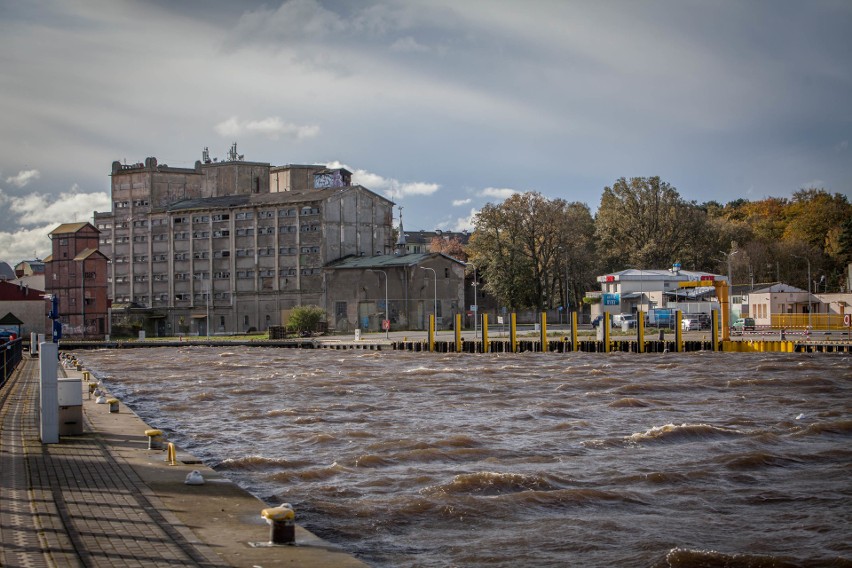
[93,149,397,336]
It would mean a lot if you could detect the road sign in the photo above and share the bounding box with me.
[845,314,851,327]
[382,319,390,331]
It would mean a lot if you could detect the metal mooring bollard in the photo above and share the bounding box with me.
[145,429,164,450]
[107,398,120,413]
[260,504,296,545]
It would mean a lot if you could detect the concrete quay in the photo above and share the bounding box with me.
[0,357,368,568]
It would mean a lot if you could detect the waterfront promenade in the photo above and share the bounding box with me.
[0,357,367,567]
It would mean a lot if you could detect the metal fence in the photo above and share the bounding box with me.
[1,337,24,388]
[772,314,850,330]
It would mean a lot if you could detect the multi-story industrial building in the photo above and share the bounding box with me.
[93,149,396,336]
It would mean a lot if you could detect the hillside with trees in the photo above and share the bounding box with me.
[465,179,850,311]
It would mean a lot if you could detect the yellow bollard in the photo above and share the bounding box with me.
[261,504,296,545]
[145,429,164,450]
[166,442,178,466]
[107,398,120,413]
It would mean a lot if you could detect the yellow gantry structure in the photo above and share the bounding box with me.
[678,279,731,342]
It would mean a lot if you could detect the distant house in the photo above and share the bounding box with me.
[0,280,47,337]
[45,222,110,339]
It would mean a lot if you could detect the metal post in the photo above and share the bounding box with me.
[466,262,478,339]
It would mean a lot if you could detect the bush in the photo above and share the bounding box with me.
[287,305,326,335]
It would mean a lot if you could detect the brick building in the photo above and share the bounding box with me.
[44,222,110,339]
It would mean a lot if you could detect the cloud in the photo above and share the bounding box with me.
[0,223,55,264]
[326,161,440,200]
[9,186,110,226]
[452,198,472,206]
[445,208,479,232]
[215,116,320,140]
[5,169,40,188]
[479,187,517,199]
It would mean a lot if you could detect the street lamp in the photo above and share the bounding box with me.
[367,269,389,339]
[792,254,812,330]
[466,262,478,339]
[721,250,739,326]
[420,267,437,329]
[206,279,210,341]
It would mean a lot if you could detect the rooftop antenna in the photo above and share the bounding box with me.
[202,147,211,164]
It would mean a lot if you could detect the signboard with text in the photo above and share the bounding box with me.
[602,293,620,306]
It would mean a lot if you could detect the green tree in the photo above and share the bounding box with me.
[468,192,595,310]
[595,177,706,271]
[287,305,326,334]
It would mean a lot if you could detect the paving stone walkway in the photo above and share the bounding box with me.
[0,358,226,568]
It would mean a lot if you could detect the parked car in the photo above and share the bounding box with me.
[732,317,756,332]
[592,314,610,328]
[681,314,710,331]
[619,315,637,329]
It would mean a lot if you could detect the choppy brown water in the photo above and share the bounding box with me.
[77,348,852,567]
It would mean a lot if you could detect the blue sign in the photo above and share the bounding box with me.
[602,293,620,306]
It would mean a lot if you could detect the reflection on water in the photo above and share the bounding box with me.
[78,348,852,567]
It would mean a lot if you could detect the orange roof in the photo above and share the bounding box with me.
[49,222,97,235]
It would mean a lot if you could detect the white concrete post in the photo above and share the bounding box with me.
[39,342,59,444]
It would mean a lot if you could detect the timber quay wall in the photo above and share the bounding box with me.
[38,338,852,354]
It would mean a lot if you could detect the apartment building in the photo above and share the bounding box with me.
[94,151,395,336]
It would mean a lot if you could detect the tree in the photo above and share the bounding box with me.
[287,305,326,335]
[467,192,595,310]
[429,235,468,261]
[595,177,706,271]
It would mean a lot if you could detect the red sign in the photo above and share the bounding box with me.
[605,275,615,282]
[845,314,851,327]
[382,319,390,330]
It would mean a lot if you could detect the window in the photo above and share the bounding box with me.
[59,238,68,245]
[213,250,231,258]
[173,217,188,224]
[278,208,297,217]
[193,215,209,223]
[213,229,230,238]
[174,232,189,240]
[193,272,209,280]
[133,199,149,207]
[192,251,209,259]
[174,252,188,261]
[300,206,319,215]
[236,211,254,220]
[133,220,148,228]
[236,228,254,236]
[258,210,275,219]
[133,255,148,262]
[279,247,296,255]
[212,213,230,221]
[193,231,210,239]
[258,226,275,235]
[214,271,231,279]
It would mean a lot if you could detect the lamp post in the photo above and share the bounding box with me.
[420,267,437,329]
[206,279,210,341]
[467,262,478,339]
[720,250,739,327]
[368,269,389,339]
[793,255,812,330]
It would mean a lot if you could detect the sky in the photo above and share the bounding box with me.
[1,0,850,266]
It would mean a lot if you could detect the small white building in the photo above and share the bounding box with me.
[595,266,727,318]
